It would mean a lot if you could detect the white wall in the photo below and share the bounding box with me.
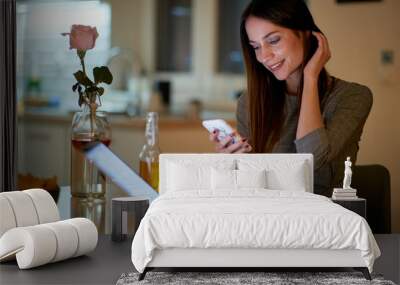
[309,0,400,232]
[109,0,399,232]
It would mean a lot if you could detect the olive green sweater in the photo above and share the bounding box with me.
[236,77,373,196]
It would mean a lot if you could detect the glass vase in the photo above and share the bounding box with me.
[70,104,111,198]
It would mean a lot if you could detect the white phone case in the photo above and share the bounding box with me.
[202,119,240,143]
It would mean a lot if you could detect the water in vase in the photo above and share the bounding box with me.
[70,137,111,198]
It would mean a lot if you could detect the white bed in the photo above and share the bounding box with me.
[131,154,380,280]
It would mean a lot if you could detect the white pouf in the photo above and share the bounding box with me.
[24,188,60,224]
[65,218,98,257]
[0,191,39,227]
[42,221,79,262]
[0,189,98,269]
[0,226,57,269]
[0,218,98,269]
[0,196,17,237]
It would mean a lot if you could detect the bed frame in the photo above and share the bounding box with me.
[139,248,371,280]
[137,154,372,281]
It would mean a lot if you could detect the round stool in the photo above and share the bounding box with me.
[111,197,149,242]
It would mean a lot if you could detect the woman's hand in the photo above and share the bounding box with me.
[303,31,331,81]
[209,130,252,153]
[296,31,327,140]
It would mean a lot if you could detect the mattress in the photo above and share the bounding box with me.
[131,190,380,273]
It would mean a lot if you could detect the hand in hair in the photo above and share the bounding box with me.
[304,31,331,81]
[209,130,252,154]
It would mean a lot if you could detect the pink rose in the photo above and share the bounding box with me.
[62,25,98,51]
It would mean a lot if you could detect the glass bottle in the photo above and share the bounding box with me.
[139,112,160,192]
[70,104,111,198]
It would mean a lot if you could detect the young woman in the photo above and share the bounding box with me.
[210,0,373,197]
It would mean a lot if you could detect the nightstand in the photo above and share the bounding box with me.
[111,197,149,242]
[331,198,366,219]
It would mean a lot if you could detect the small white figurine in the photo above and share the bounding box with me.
[342,157,353,189]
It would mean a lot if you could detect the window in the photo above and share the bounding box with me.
[156,0,192,72]
[217,0,250,74]
[17,0,111,186]
[16,1,111,106]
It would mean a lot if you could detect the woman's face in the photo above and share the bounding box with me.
[245,16,306,81]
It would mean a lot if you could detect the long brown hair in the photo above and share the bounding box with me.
[240,0,331,152]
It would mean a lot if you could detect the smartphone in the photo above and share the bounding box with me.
[202,119,242,144]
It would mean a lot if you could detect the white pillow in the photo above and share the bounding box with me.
[211,169,236,190]
[237,169,267,188]
[167,160,235,192]
[266,165,307,191]
[166,163,209,191]
[238,159,308,191]
[211,169,267,191]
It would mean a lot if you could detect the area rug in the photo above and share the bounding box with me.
[116,271,396,285]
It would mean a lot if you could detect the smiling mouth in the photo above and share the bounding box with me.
[268,60,284,71]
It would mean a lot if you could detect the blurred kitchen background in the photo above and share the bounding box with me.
[16,0,399,231]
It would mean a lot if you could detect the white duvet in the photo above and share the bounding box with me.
[131,190,380,273]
